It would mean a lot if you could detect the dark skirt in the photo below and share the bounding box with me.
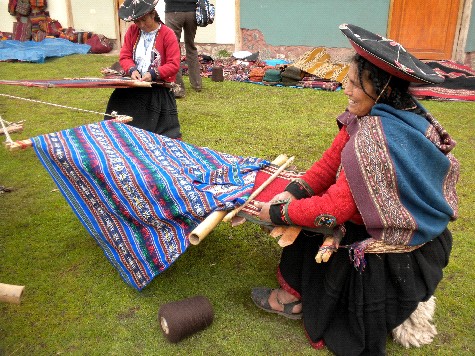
[278,222,452,356]
[104,86,181,139]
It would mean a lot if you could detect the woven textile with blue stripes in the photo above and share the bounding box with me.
[32,120,269,290]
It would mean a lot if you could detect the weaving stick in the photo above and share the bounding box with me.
[5,115,133,151]
[0,116,13,144]
[188,154,290,245]
[0,283,25,304]
[62,77,153,88]
[222,156,295,222]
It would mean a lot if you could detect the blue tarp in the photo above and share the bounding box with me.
[0,38,91,63]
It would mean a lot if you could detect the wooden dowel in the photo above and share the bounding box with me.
[0,283,25,304]
[5,115,133,151]
[188,210,227,245]
[0,123,23,136]
[188,154,290,245]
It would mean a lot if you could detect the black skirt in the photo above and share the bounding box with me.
[104,86,181,139]
[278,222,452,356]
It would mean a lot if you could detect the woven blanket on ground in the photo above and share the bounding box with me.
[291,47,350,87]
[0,77,173,89]
[409,60,475,101]
[31,121,269,290]
[296,80,340,91]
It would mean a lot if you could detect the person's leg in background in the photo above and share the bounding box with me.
[165,12,186,97]
[182,12,202,91]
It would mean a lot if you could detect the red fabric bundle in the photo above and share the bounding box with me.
[39,18,62,37]
[13,20,32,41]
[59,27,77,42]
[32,29,46,42]
[15,0,31,16]
[29,0,47,6]
[86,34,113,54]
[29,10,49,33]
[8,0,18,15]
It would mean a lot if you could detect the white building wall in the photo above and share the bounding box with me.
[0,0,234,43]
[157,0,235,44]
[0,0,118,39]
[69,0,116,39]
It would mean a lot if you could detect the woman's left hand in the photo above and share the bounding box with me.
[257,202,272,222]
[141,72,152,82]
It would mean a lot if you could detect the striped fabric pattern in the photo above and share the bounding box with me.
[32,121,269,290]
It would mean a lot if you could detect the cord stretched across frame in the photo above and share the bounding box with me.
[0,93,132,150]
[0,92,118,118]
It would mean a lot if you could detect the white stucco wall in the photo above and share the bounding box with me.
[0,0,20,33]
[69,0,116,38]
[0,0,234,43]
[156,0,235,44]
[0,0,117,39]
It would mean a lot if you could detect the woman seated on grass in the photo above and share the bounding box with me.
[252,23,459,355]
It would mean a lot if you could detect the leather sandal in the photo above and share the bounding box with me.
[251,287,302,320]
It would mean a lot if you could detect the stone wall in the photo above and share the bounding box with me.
[195,28,355,63]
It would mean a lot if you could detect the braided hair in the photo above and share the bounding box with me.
[151,10,163,24]
[353,54,420,112]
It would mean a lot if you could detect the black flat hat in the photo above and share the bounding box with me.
[119,0,158,22]
[339,23,444,84]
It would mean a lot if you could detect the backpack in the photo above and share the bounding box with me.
[195,0,215,27]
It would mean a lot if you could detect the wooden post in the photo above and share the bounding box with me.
[65,0,74,28]
[114,0,121,50]
[0,283,25,304]
[234,0,242,52]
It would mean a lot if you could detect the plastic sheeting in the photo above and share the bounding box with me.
[0,38,90,63]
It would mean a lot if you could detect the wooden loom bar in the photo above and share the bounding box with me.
[188,154,293,245]
[0,283,25,304]
[5,115,133,151]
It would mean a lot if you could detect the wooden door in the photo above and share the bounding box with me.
[388,0,461,60]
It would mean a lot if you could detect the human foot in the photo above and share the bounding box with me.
[251,287,302,319]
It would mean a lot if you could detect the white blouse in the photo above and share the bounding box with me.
[134,26,160,75]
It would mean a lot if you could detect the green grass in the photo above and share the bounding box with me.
[0,54,474,355]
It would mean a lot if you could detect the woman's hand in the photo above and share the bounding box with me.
[131,70,142,80]
[140,72,152,82]
[270,191,295,203]
[257,202,271,222]
[256,192,296,223]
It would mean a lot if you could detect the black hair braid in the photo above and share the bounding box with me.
[151,10,163,24]
[353,54,417,111]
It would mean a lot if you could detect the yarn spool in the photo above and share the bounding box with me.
[158,295,214,343]
[211,67,224,82]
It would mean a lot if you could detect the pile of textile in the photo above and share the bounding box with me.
[194,47,349,92]
[3,0,113,62]
[409,60,475,101]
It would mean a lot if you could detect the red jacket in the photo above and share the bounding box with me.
[119,24,180,82]
[285,126,364,228]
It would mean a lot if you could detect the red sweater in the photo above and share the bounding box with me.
[285,127,364,228]
[119,24,180,82]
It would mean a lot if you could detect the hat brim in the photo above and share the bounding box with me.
[119,0,158,22]
[339,24,444,84]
